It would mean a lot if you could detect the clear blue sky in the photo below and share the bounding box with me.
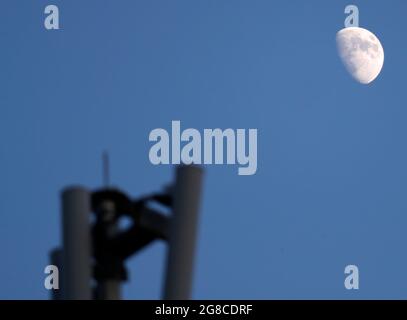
[1,0,407,299]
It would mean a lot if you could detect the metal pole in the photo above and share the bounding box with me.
[163,165,204,300]
[95,199,122,300]
[97,281,121,300]
[62,187,92,300]
[49,248,63,300]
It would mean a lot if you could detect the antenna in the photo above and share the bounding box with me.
[102,151,110,187]
[51,165,204,300]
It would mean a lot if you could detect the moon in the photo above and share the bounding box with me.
[336,27,384,84]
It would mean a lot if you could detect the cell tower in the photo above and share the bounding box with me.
[49,164,204,300]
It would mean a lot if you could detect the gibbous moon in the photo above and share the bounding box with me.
[336,27,384,84]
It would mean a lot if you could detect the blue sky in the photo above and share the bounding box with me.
[1,0,407,299]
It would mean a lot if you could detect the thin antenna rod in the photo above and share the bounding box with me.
[102,151,110,187]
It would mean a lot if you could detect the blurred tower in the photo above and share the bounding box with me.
[49,165,204,300]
